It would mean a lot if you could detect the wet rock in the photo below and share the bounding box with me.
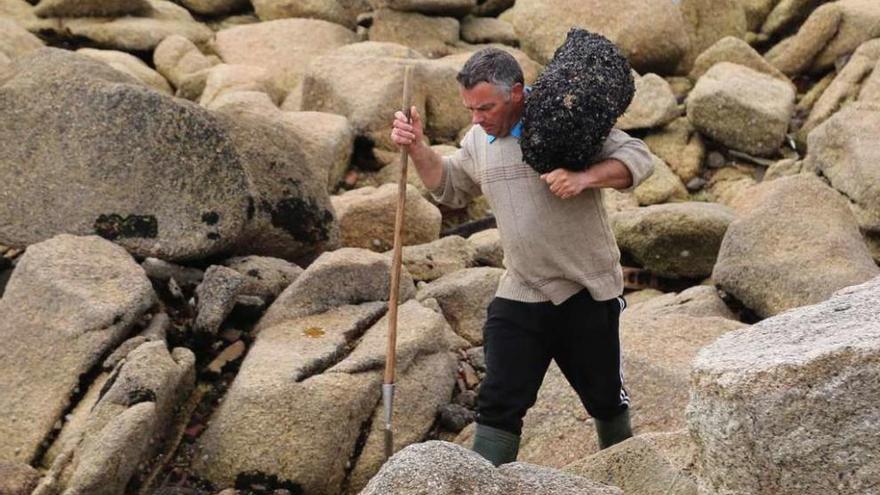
[521,29,635,173]
[369,8,460,58]
[360,441,622,494]
[256,247,416,332]
[712,174,879,318]
[252,0,370,29]
[611,202,735,279]
[689,275,880,495]
[194,265,247,335]
[416,266,502,344]
[213,18,357,94]
[223,255,303,300]
[0,235,155,464]
[687,62,795,157]
[332,184,442,252]
[76,48,172,94]
[803,103,880,235]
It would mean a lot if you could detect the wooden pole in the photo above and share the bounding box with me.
[383,65,413,460]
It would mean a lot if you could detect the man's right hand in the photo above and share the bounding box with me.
[390,106,424,151]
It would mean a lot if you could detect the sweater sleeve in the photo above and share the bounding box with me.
[597,129,655,192]
[429,131,482,208]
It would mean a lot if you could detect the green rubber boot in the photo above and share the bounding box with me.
[595,408,633,450]
[472,423,520,467]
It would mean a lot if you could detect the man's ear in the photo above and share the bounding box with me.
[510,82,525,103]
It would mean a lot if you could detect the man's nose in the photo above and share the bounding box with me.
[471,112,483,125]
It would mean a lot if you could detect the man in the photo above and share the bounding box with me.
[390,48,654,466]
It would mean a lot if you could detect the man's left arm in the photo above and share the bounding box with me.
[541,129,655,199]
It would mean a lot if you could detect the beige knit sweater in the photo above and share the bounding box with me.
[431,126,654,305]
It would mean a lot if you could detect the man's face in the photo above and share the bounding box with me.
[460,81,524,137]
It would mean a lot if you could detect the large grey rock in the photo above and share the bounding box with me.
[0,235,156,464]
[616,73,679,131]
[50,341,195,495]
[392,235,476,282]
[59,0,213,52]
[194,299,456,494]
[360,441,622,495]
[76,48,172,95]
[564,431,698,495]
[281,111,356,193]
[611,202,735,279]
[332,184,442,252]
[688,275,880,495]
[252,0,371,29]
[33,0,150,17]
[416,266,503,344]
[213,18,357,94]
[802,39,880,137]
[687,62,795,157]
[765,0,880,76]
[712,174,879,318]
[803,103,880,234]
[0,48,338,261]
[508,0,690,74]
[345,351,458,494]
[256,247,416,332]
[369,8,460,58]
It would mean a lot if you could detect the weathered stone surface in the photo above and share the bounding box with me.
[33,0,150,17]
[0,235,155,464]
[765,0,880,76]
[508,0,690,74]
[689,36,790,85]
[60,0,213,52]
[705,166,757,209]
[626,285,737,321]
[256,247,416,332]
[392,235,476,282]
[0,462,41,495]
[616,73,679,131]
[0,17,43,59]
[300,42,429,151]
[677,0,747,72]
[468,228,503,268]
[193,265,246,334]
[213,18,357,93]
[803,103,880,235]
[222,255,303,300]
[176,0,248,16]
[688,275,880,495]
[687,62,795,157]
[472,0,512,17]
[611,202,735,279]
[712,174,879,318]
[368,0,475,16]
[460,16,517,46]
[802,39,880,137]
[345,351,458,494]
[360,441,622,495]
[281,111,356,192]
[0,48,337,261]
[632,156,688,206]
[564,431,698,495]
[141,258,204,288]
[76,48,172,94]
[332,184,442,252]
[252,0,370,29]
[53,341,195,495]
[416,266,503,344]
[153,34,218,89]
[198,63,284,108]
[760,0,826,36]
[195,300,454,494]
[643,117,704,184]
[369,8,460,58]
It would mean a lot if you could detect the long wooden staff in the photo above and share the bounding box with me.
[384,65,413,460]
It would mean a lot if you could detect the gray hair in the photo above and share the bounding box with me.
[456,47,524,97]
